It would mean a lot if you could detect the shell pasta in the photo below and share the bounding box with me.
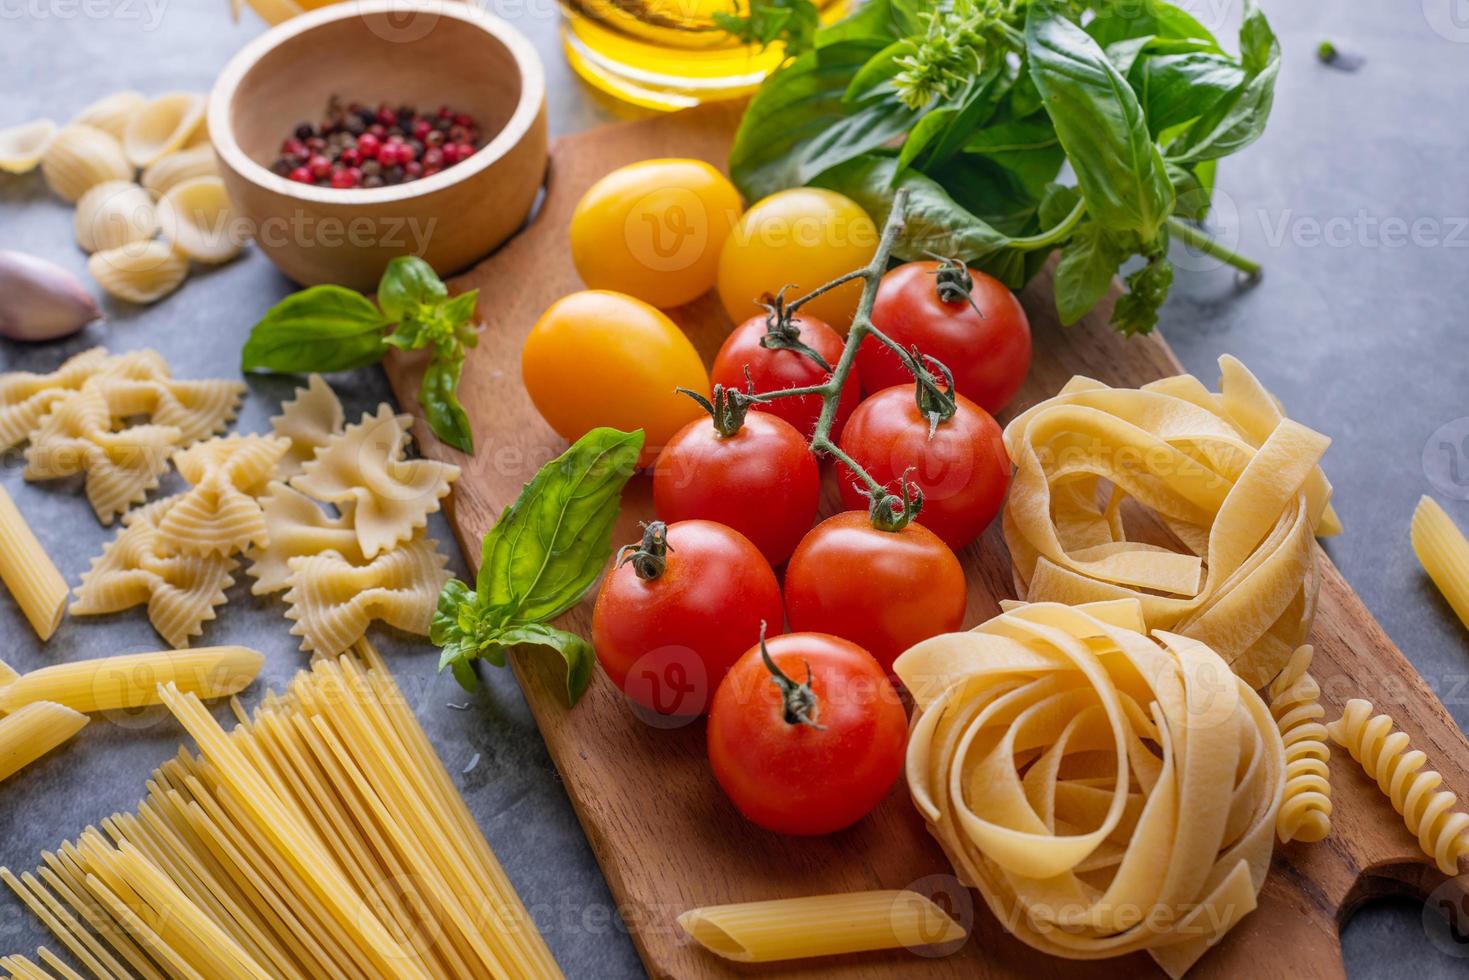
[0,646,263,715]
[0,485,69,641]
[0,702,89,783]
[87,240,189,304]
[40,123,132,202]
[1412,496,1469,634]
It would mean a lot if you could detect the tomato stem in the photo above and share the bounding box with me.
[616,521,673,580]
[679,385,749,437]
[756,622,825,730]
[758,288,834,372]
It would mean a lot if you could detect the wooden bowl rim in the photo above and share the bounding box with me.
[207,0,545,206]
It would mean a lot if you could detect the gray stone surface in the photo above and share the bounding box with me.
[0,1,1466,977]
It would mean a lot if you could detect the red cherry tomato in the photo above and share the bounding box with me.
[653,407,820,566]
[708,631,907,835]
[837,384,1011,550]
[858,260,1031,414]
[784,512,966,673]
[710,312,860,440]
[592,521,783,717]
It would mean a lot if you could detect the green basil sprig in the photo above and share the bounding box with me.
[431,427,644,705]
[241,256,480,452]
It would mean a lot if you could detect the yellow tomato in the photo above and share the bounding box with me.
[522,290,710,466]
[569,158,743,309]
[717,188,878,333]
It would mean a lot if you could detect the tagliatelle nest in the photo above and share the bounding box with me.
[1001,356,1339,689]
[896,599,1285,979]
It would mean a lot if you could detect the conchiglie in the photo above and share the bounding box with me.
[71,91,145,141]
[158,176,246,264]
[40,124,131,203]
[74,181,158,254]
[141,144,217,198]
[122,92,205,168]
[0,119,56,175]
[88,241,188,305]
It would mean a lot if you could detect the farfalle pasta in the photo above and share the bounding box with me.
[245,482,363,594]
[0,348,110,452]
[896,599,1284,979]
[71,497,237,648]
[269,373,343,478]
[283,538,450,654]
[291,404,459,558]
[1002,356,1337,688]
[158,434,289,556]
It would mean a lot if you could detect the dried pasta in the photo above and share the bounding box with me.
[0,348,111,452]
[0,702,89,783]
[0,119,56,175]
[246,483,363,594]
[141,143,217,198]
[292,404,459,558]
[896,599,1284,979]
[2,643,563,979]
[1412,496,1469,634]
[87,240,189,304]
[1002,356,1337,688]
[283,538,449,654]
[1327,699,1469,874]
[679,890,965,963]
[158,176,245,263]
[270,373,343,478]
[0,646,262,715]
[72,91,145,141]
[71,497,237,647]
[73,179,158,254]
[122,92,205,168]
[39,123,132,203]
[159,434,288,556]
[0,485,69,641]
[1269,645,1332,843]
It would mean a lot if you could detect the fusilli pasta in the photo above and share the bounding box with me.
[1268,645,1332,843]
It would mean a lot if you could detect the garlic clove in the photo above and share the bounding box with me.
[0,250,102,342]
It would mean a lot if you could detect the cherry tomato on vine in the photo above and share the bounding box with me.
[837,384,1010,550]
[570,158,742,309]
[784,512,966,673]
[653,397,820,566]
[522,290,709,466]
[592,520,784,717]
[717,188,878,333]
[708,630,907,835]
[709,311,860,439]
[858,260,1031,414]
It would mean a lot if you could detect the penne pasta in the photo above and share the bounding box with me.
[1412,495,1469,634]
[0,702,88,783]
[679,890,966,963]
[0,646,263,715]
[0,484,69,641]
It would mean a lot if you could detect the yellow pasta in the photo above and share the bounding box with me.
[0,485,68,642]
[1002,356,1337,688]
[160,434,289,556]
[39,123,131,203]
[104,374,245,447]
[0,646,262,715]
[1327,699,1469,874]
[0,348,111,453]
[0,659,16,687]
[122,92,205,168]
[1412,495,1469,634]
[270,373,343,478]
[73,180,157,254]
[140,144,218,199]
[679,890,965,963]
[72,91,145,141]
[896,599,1284,979]
[158,176,246,264]
[283,538,449,654]
[0,702,88,783]
[292,405,459,558]
[0,119,57,174]
[1269,645,1332,843]
[87,240,189,305]
[246,482,363,594]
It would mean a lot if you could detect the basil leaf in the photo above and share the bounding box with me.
[1164,0,1279,165]
[241,286,390,373]
[1086,0,1220,52]
[1131,51,1245,138]
[419,353,473,453]
[492,623,597,706]
[377,255,447,321]
[476,427,644,623]
[1054,222,1125,325]
[960,114,1066,201]
[1026,3,1173,242]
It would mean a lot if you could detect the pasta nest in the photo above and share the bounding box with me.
[896,599,1285,979]
[1001,356,1340,689]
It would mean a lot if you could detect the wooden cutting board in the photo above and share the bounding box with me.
[384,102,1469,979]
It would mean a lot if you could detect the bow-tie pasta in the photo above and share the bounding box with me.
[283,538,450,654]
[245,482,363,595]
[158,434,289,556]
[0,348,111,452]
[269,373,344,479]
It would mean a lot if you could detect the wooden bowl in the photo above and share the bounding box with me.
[208,0,547,289]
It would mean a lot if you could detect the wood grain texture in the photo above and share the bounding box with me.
[383,103,1469,979]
